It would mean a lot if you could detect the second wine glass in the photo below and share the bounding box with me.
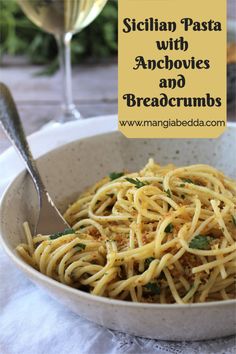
[17,0,108,122]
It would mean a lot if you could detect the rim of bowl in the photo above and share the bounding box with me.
[0,125,236,310]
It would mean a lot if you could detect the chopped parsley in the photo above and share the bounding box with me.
[144,282,161,295]
[74,243,86,251]
[125,177,149,189]
[189,235,213,250]
[181,178,194,184]
[164,189,172,198]
[144,257,155,268]
[179,183,185,188]
[50,228,75,240]
[232,216,236,226]
[109,172,124,181]
[164,223,173,233]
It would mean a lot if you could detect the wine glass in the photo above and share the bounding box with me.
[17,0,108,123]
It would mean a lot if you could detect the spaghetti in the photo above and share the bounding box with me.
[16,159,236,304]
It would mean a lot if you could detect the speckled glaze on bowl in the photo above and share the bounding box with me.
[1,126,236,341]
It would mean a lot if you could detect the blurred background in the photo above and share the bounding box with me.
[0,0,117,70]
[0,0,235,152]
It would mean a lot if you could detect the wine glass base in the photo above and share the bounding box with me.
[60,104,82,123]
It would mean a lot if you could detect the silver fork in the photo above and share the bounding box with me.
[0,82,69,235]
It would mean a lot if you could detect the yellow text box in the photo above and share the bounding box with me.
[118,0,226,138]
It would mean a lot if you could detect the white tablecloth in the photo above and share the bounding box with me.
[0,116,235,354]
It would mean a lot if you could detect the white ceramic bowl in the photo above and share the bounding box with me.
[1,126,236,341]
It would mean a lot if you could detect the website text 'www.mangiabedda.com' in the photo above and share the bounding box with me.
[119,118,225,130]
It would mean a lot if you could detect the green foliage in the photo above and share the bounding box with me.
[0,0,118,68]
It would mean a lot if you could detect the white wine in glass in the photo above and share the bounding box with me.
[17,0,108,122]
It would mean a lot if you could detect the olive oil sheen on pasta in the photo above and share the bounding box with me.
[17,0,108,35]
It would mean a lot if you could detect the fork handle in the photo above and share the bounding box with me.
[0,82,45,198]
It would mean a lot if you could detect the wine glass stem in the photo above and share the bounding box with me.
[56,33,81,122]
